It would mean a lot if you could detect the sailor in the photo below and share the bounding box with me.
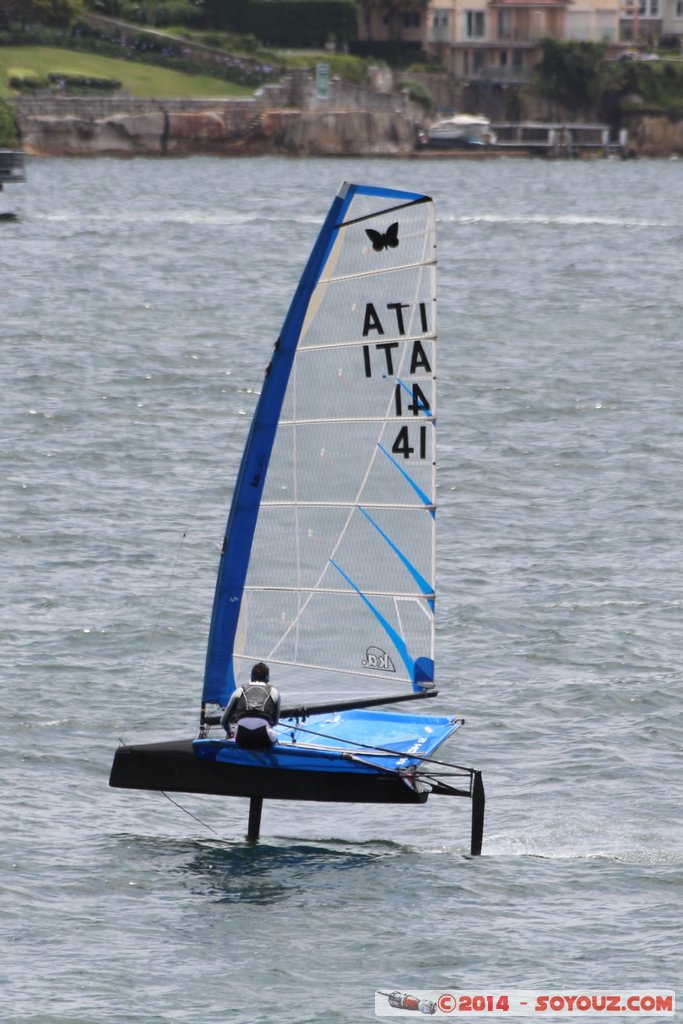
[221,662,280,749]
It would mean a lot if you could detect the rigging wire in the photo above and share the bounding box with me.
[160,791,219,835]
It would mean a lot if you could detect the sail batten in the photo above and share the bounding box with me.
[277,416,434,426]
[203,183,436,708]
[244,584,434,597]
[260,501,436,510]
[291,335,436,354]
[229,656,419,684]
[316,258,436,286]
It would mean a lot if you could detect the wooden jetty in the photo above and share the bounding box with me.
[416,123,629,159]
[0,150,26,218]
[0,150,26,187]
[490,123,629,158]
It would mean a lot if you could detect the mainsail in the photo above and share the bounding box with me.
[203,183,437,710]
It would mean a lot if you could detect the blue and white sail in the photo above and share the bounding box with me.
[202,183,437,712]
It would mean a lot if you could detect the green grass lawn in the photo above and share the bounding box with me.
[0,46,256,99]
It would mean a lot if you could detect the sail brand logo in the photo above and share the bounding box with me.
[363,647,396,672]
[365,222,399,252]
[249,453,266,488]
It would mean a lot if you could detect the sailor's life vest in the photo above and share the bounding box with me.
[233,682,279,725]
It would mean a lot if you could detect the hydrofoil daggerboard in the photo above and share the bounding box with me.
[110,182,485,855]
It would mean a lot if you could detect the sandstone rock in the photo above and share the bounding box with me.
[21,112,165,156]
[17,100,417,158]
[628,114,683,158]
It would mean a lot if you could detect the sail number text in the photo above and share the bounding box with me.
[361,301,432,460]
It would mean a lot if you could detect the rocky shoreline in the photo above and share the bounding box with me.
[14,102,418,158]
[10,92,683,159]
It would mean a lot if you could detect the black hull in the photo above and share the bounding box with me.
[110,739,428,804]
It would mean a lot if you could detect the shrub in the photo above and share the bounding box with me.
[606,58,683,119]
[399,77,433,110]
[8,72,48,92]
[405,62,445,74]
[349,40,425,68]
[146,1,204,27]
[535,38,608,115]
[283,51,370,85]
[242,1,357,49]
[46,71,122,92]
[0,98,19,146]
[7,69,122,94]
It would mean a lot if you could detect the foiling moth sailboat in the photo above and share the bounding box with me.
[110,182,485,855]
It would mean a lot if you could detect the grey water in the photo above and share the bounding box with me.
[1,156,681,1022]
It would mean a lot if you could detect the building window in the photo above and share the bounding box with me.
[677,0,683,16]
[498,9,512,38]
[432,10,449,41]
[465,10,486,37]
[627,0,662,14]
[402,11,421,27]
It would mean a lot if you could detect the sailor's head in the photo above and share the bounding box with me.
[250,662,270,683]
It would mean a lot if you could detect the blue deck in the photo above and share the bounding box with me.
[193,708,462,775]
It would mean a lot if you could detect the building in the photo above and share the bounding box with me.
[427,0,629,78]
[357,0,681,80]
[620,0,683,43]
[356,0,429,52]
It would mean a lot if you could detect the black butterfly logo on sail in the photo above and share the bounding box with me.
[365,222,399,252]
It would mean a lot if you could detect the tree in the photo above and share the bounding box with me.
[536,38,608,116]
[359,0,429,45]
[0,99,19,147]
[0,0,85,29]
[200,0,250,30]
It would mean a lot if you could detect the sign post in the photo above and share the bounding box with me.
[316,62,330,100]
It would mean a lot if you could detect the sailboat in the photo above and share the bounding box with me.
[110,182,485,855]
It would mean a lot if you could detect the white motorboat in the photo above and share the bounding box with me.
[426,113,496,147]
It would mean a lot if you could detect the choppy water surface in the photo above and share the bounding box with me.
[2,156,681,1022]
